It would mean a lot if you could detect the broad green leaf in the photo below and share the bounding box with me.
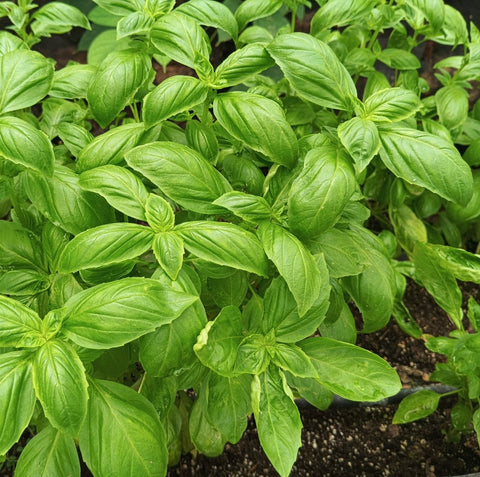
[32,340,88,436]
[207,269,249,308]
[311,0,378,33]
[62,277,197,349]
[126,142,232,215]
[257,222,322,316]
[338,117,380,172]
[393,299,423,339]
[58,223,153,273]
[186,120,218,163]
[79,261,135,287]
[31,2,90,35]
[14,425,80,477]
[389,204,427,255]
[176,221,268,276]
[151,12,211,69]
[79,165,149,221]
[0,269,50,297]
[222,153,264,196]
[76,122,146,172]
[234,334,271,375]
[0,295,43,347]
[436,85,469,130]
[79,378,167,477]
[445,169,480,222]
[50,64,96,99]
[267,33,356,111]
[428,4,467,45]
[286,373,333,410]
[48,274,83,310]
[0,31,25,56]
[300,337,401,401]
[87,48,151,128]
[251,367,302,477]
[140,299,206,378]
[378,124,473,205]
[377,48,421,70]
[235,0,282,31]
[142,76,209,128]
[24,167,115,235]
[177,0,238,40]
[92,0,138,16]
[0,221,46,271]
[152,232,184,280]
[56,123,93,157]
[426,243,480,283]
[117,11,153,39]
[145,194,175,232]
[288,146,356,238]
[341,232,396,333]
[308,228,367,278]
[270,343,318,378]
[392,390,441,423]
[263,273,330,343]
[0,50,53,113]
[0,116,54,176]
[363,87,421,122]
[194,306,243,377]
[0,351,36,455]
[213,191,272,223]
[413,242,463,328]
[405,0,445,31]
[213,43,274,88]
[214,92,298,168]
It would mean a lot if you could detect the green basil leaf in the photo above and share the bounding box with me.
[257,222,322,316]
[213,191,272,223]
[92,0,137,16]
[299,337,401,401]
[0,221,46,271]
[0,116,54,176]
[435,84,469,130]
[79,378,167,477]
[389,203,427,256]
[176,221,269,276]
[50,63,96,99]
[311,0,378,33]
[270,343,318,378]
[0,295,43,348]
[426,243,480,283]
[207,269,249,308]
[377,48,421,70]
[308,228,367,278]
[177,0,238,40]
[235,0,282,31]
[140,298,206,378]
[79,165,149,221]
[392,390,441,424]
[251,367,302,477]
[263,272,330,343]
[0,351,36,455]
[24,167,115,235]
[152,232,184,280]
[363,87,421,123]
[126,141,232,215]
[288,146,356,238]
[32,340,88,436]
[117,11,153,39]
[0,50,53,113]
[338,117,380,172]
[427,4,467,45]
[142,76,209,128]
[31,2,90,36]
[186,120,218,163]
[213,43,274,88]
[0,269,50,297]
[214,92,298,168]
[234,334,271,375]
[58,223,153,273]
[378,124,473,205]
[14,425,80,477]
[56,123,94,157]
[151,12,211,69]
[267,33,356,111]
[87,48,151,128]
[194,306,243,377]
[222,153,264,196]
[286,373,333,410]
[0,31,25,55]
[76,123,145,172]
[145,194,175,232]
[413,242,463,328]
[406,0,445,31]
[62,277,197,349]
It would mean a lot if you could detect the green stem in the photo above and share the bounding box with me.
[129,102,140,122]
[137,372,147,394]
